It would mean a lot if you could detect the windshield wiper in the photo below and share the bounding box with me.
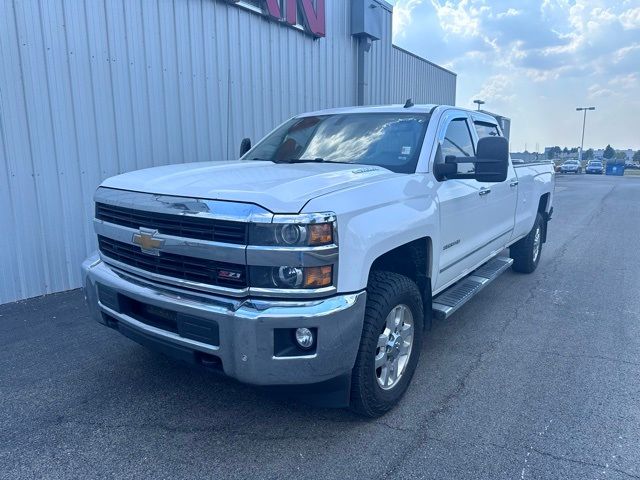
[272,158,326,164]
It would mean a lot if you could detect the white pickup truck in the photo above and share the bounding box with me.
[83,104,554,417]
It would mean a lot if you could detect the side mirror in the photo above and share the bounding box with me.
[434,162,457,180]
[239,138,252,157]
[433,146,457,181]
[475,136,509,182]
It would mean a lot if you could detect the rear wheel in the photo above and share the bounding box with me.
[350,271,424,417]
[510,213,544,273]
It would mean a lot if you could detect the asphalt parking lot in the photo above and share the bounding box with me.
[1,174,639,480]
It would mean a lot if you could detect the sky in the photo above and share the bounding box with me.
[389,0,640,152]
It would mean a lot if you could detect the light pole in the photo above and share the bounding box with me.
[576,106,595,163]
[474,99,485,111]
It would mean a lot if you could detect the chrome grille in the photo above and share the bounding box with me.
[98,236,247,289]
[96,202,247,244]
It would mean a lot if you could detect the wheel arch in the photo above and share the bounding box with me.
[537,192,551,242]
[368,237,433,328]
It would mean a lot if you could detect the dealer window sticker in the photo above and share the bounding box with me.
[401,146,411,155]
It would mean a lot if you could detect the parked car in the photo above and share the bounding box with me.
[82,105,555,417]
[585,161,604,174]
[560,160,582,174]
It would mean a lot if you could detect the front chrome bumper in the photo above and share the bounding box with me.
[82,254,366,386]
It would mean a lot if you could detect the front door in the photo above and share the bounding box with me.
[434,113,487,291]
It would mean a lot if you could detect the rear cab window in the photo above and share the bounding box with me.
[474,121,500,139]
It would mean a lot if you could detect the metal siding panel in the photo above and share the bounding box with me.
[13,0,66,295]
[175,0,199,163]
[40,0,90,287]
[389,45,456,105]
[122,0,154,171]
[201,0,224,160]
[0,0,39,302]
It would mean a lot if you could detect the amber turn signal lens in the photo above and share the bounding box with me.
[308,223,333,245]
[303,266,333,288]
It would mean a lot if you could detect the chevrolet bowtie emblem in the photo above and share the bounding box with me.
[132,228,165,256]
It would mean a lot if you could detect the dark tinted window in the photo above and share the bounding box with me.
[442,119,475,157]
[474,121,500,139]
[246,113,430,174]
[441,118,475,174]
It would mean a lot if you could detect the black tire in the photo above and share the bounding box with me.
[510,213,544,273]
[350,271,424,417]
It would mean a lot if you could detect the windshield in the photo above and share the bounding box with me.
[589,162,602,166]
[245,113,431,174]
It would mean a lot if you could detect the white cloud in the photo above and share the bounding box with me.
[497,8,520,19]
[610,73,639,89]
[469,74,515,106]
[588,84,616,99]
[392,0,424,39]
[619,6,640,29]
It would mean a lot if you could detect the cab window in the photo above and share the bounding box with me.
[441,118,475,174]
[474,121,500,139]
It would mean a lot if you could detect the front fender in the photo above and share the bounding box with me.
[302,175,438,292]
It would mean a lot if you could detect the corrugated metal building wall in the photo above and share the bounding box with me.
[365,3,456,106]
[389,46,456,104]
[0,0,456,304]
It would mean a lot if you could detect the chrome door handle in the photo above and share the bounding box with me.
[478,188,491,196]
[510,180,519,187]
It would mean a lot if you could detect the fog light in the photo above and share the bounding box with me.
[295,327,314,349]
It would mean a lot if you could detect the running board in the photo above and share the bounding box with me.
[432,256,513,320]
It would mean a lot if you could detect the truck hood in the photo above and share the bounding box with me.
[101,160,398,213]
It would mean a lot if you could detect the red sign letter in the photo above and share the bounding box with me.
[300,0,325,37]
[285,0,297,26]
[262,0,282,19]
[284,0,325,37]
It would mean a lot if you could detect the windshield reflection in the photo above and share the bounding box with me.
[246,113,431,174]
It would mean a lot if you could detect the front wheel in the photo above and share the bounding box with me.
[350,271,424,417]
[510,213,544,273]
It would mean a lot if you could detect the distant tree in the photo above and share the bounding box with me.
[546,146,561,159]
[615,151,627,160]
[569,147,578,154]
[584,148,594,160]
[633,150,640,162]
[562,147,569,154]
[603,144,615,159]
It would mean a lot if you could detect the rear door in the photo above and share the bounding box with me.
[471,117,518,247]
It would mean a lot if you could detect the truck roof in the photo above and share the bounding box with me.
[298,104,500,124]
[300,104,439,116]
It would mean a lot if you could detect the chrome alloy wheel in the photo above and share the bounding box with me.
[532,226,542,263]
[375,304,414,390]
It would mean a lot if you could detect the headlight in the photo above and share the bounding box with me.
[250,265,333,289]
[248,213,336,247]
